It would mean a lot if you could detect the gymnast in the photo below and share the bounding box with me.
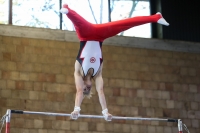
[60,4,169,121]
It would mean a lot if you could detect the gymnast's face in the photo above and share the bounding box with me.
[83,85,91,95]
[83,76,92,94]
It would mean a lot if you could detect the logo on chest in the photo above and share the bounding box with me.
[90,57,96,63]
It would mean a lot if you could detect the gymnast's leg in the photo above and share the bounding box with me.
[94,13,169,39]
[60,4,95,41]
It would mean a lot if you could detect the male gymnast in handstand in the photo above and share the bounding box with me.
[60,4,169,121]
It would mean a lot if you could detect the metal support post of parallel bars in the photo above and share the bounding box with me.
[5,109,183,133]
[5,110,11,133]
[178,119,183,133]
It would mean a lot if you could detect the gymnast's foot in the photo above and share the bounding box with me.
[156,12,169,26]
[60,4,69,14]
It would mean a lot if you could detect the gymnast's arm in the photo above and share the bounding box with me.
[70,61,85,119]
[94,65,112,121]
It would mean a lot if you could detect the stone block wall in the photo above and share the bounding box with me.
[0,35,200,133]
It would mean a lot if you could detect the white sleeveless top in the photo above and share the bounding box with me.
[77,41,103,77]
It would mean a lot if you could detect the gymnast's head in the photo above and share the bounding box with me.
[83,84,92,99]
[83,69,93,99]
